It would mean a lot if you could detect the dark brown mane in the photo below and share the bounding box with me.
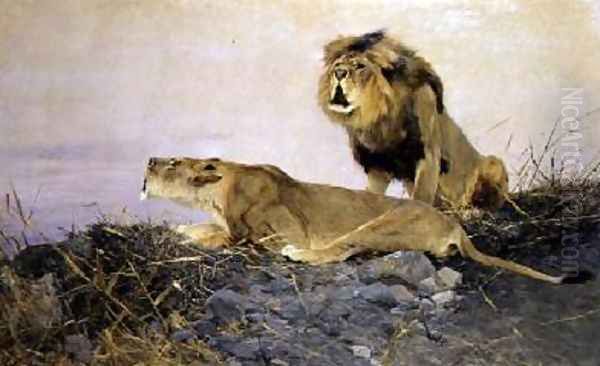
[346,30,385,53]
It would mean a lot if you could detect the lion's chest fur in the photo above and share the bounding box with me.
[348,104,426,181]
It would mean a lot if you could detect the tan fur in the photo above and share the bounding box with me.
[141,157,566,284]
[318,31,508,210]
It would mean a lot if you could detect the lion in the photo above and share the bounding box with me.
[140,156,581,285]
[318,30,509,210]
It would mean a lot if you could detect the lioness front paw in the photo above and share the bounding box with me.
[281,244,303,261]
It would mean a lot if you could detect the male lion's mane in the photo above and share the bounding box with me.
[318,30,445,183]
[318,30,507,210]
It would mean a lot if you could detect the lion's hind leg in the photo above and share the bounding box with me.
[175,223,232,249]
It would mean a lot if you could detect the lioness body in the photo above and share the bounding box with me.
[141,157,569,284]
[318,30,508,209]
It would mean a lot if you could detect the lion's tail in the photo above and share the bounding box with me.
[458,232,591,285]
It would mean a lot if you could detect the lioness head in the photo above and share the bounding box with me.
[318,30,444,129]
[140,157,225,208]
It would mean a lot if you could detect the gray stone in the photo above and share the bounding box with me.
[432,290,456,306]
[358,282,397,305]
[389,284,415,303]
[64,334,93,363]
[227,358,243,366]
[419,298,436,312]
[216,337,260,360]
[352,345,372,359]
[190,319,217,336]
[329,285,355,300]
[418,277,442,294]
[270,276,292,294]
[435,267,463,289]
[390,303,416,315]
[170,328,197,342]
[360,251,435,285]
[206,289,246,323]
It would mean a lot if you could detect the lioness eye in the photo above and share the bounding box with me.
[356,63,366,69]
[204,164,216,171]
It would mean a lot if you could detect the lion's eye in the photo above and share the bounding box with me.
[204,164,216,171]
[356,63,366,70]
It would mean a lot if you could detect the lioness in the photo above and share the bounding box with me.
[140,157,576,284]
[318,30,509,210]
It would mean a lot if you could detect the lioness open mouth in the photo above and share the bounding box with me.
[140,178,148,200]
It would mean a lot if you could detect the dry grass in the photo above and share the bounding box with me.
[0,220,279,365]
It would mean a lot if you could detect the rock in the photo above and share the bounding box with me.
[333,262,358,282]
[227,358,243,366]
[418,267,463,296]
[206,289,246,324]
[435,267,462,289]
[431,290,456,306]
[329,285,355,301]
[390,303,417,315]
[170,328,197,342]
[359,251,435,285]
[418,277,441,294]
[190,319,217,336]
[358,282,397,305]
[64,334,93,363]
[248,284,268,296]
[418,298,436,312]
[389,284,415,303]
[352,345,372,359]
[246,312,265,323]
[280,297,308,320]
[269,276,292,294]
[214,337,260,360]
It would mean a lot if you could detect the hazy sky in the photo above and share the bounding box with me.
[1,0,599,242]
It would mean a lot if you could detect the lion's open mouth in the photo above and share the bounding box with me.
[329,86,355,114]
[331,86,349,107]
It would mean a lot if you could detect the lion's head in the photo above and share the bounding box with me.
[140,157,226,208]
[318,30,444,130]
